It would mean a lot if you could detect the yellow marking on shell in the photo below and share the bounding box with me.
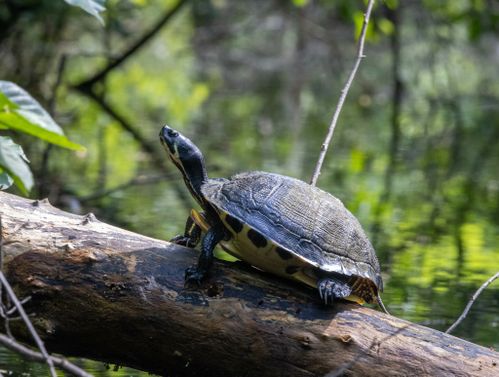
[218,212,317,287]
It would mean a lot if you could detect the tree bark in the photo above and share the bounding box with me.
[0,191,497,377]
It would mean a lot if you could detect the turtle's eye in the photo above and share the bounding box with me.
[168,129,179,138]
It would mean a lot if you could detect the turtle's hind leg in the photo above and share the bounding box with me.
[317,277,352,305]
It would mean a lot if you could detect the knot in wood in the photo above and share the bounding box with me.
[31,198,51,207]
[340,334,352,343]
[81,213,97,225]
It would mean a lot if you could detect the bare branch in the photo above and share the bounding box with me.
[0,220,88,377]
[74,0,189,92]
[37,54,68,198]
[0,272,57,377]
[71,1,193,210]
[445,272,499,334]
[78,90,163,166]
[6,296,31,316]
[0,215,3,273]
[0,334,93,377]
[75,89,192,209]
[79,173,174,203]
[0,215,10,338]
[310,0,375,186]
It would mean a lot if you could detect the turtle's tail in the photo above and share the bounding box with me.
[377,293,390,315]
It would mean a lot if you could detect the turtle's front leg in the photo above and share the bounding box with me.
[170,215,201,248]
[185,223,225,285]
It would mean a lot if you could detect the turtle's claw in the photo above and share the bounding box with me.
[318,279,334,305]
[317,277,352,306]
[318,279,332,305]
[171,235,196,248]
[184,266,206,286]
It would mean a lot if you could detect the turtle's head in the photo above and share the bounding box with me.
[160,125,203,166]
[159,125,208,204]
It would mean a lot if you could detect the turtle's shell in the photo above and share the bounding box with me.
[201,171,383,293]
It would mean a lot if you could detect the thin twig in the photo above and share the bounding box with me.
[0,215,8,338]
[38,54,68,197]
[77,89,192,210]
[0,272,57,377]
[0,215,3,273]
[6,296,31,316]
[445,272,499,334]
[377,293,390,315]
[79,89,164,168]
[0,334,93,377]
[310,0,375,186]
[79,173,174,203]
[72,1,192,211]
[0,205,92,377]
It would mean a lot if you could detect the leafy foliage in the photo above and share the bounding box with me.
[0,82,83,150]
[0,137,33,194]
[0,81,83,193]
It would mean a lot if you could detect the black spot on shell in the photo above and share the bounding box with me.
[285,266,300,275]
[247,229,267,248]
[225,214,243,233]
[275,246,292,260]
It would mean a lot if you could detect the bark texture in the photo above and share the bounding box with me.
[0,191,497,377]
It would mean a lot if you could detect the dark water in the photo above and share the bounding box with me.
[0,144,499,377]
[2,174,497,376]
[0,350,157,376]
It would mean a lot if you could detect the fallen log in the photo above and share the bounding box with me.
[0,191,497,376]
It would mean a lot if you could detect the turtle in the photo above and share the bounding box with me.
[159,125,387,311]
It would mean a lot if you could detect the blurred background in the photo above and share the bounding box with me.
[1,0,498,375]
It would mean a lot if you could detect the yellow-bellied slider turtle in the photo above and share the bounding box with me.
[160,125,386,310]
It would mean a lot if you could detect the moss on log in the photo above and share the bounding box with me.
[0,191,497,376]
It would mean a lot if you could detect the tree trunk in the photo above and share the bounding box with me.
[0,191,497,377]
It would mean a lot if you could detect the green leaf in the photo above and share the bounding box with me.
[291,0,309,7]
[378,18,394,36]
[0,169,14,190]
[64,0,106,24]
[0,137,33,195]
[384,0,399,10]
[0,91,12,107]
[0,81,84,150]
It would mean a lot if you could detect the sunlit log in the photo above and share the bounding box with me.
[1,191,497,377]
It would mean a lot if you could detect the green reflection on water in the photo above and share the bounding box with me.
[0,347,158,376]
[1,183,497,375]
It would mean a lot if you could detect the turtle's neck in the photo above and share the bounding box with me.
[176,153,209,208]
